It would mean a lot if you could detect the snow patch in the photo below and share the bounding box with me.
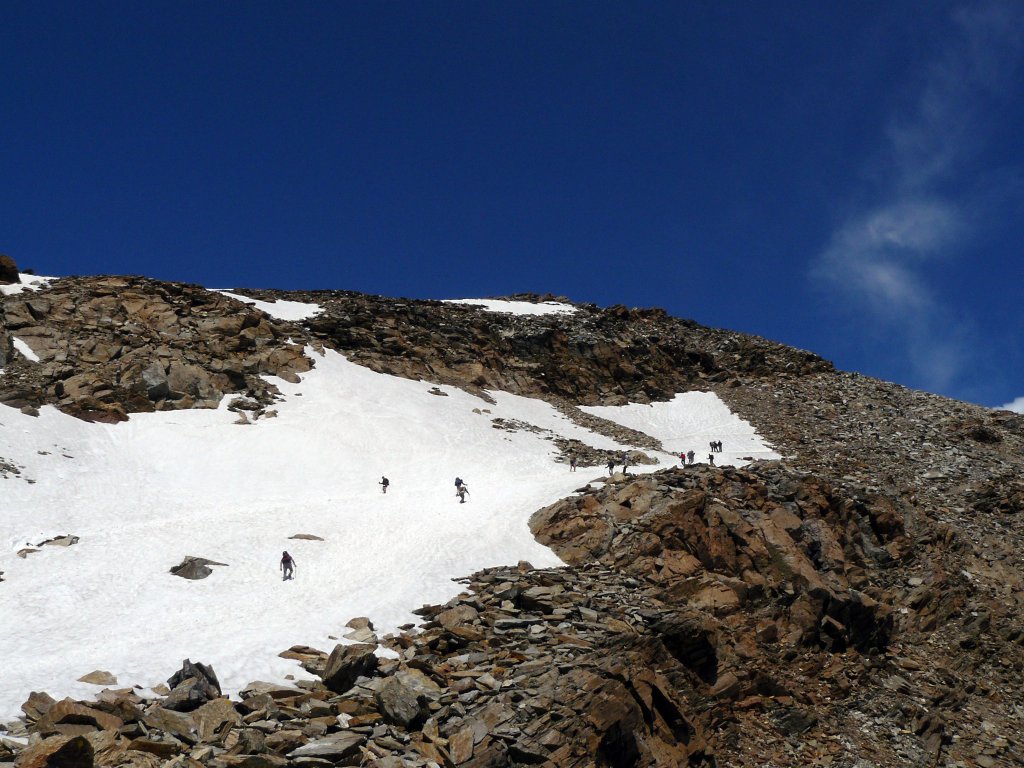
[12,337,40,363]
[444,298,576,316]
[215,291,323,321]
[0,274,55,297]
[581,392,780,466]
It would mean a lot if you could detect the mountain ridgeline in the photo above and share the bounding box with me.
[2,264,1024,768]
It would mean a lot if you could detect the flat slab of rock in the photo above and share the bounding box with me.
[287,731,364,760]
[288,533,324,541]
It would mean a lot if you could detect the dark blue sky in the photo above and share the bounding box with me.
[3,2,1022,409]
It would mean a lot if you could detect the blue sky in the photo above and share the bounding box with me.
[2,2,1022,410]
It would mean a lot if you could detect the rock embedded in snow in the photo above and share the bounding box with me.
[35,534,79,548]
[76,670,116,686]
[168,556,228,580]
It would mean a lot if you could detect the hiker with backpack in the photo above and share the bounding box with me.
[280,551,296,581]
[457,484,469,503]
[380,476,389,494]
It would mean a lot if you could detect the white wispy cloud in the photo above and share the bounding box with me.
[811,1,1024,392]
[999,396,1024,413]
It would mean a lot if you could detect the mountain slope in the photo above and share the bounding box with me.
[2,270,1024,767]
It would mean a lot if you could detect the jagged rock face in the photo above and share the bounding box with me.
[530,465,898,654]
[0,276,311,421]
[1,279,831,421]
[276,290,832,405]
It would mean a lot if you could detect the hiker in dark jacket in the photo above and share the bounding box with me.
[280,551,296,580]
[380,476,389,494]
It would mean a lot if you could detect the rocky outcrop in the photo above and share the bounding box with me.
[531,465,898,654]
[2,279,831,420]
[0,276,311,421]
[258,289,832,406]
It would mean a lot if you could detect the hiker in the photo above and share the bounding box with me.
[380,476,389,494]
[687,450,695,465]
[606,456,615,474]
[622,453,630,474]
[708,454,715,466]
[457,484,469,504]
[569,453,578,472]
[680,452,686,465]
[454,477,463,494]
[280,551,295,581]
[716,441,723,452]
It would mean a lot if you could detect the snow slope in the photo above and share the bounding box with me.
[0,346,775,722]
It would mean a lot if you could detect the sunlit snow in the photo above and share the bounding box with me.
[11,338,39,363]
[0,348,774,721]
[444,299,576,316]
[215,291,324,321]
[0,274,55,297]
[581,393,780,464]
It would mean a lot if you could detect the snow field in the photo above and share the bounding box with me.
[0,348,775,722]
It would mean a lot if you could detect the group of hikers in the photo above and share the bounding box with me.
[378,475,470,501]
[378,475,469,501]
[566,443,726,477]
[677,441,724,466]
[281,440,732,579]
[280,473,472,579]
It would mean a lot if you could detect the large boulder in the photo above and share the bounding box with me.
[375,668,441,728]
[0,254,18,284]
[320,643,378,694]
[163,659,221,712]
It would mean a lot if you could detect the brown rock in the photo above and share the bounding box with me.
[35,699,123,735]
[21,691,56,722]
[192,697,240,743]
[320,643,378,694]
[0,254,18,284]
[76,671,117,686]
[14,735,93,768]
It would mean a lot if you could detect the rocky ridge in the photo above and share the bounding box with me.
[3,267,1024,766]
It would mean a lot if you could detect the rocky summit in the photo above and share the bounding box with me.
[2,273,1024,768]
